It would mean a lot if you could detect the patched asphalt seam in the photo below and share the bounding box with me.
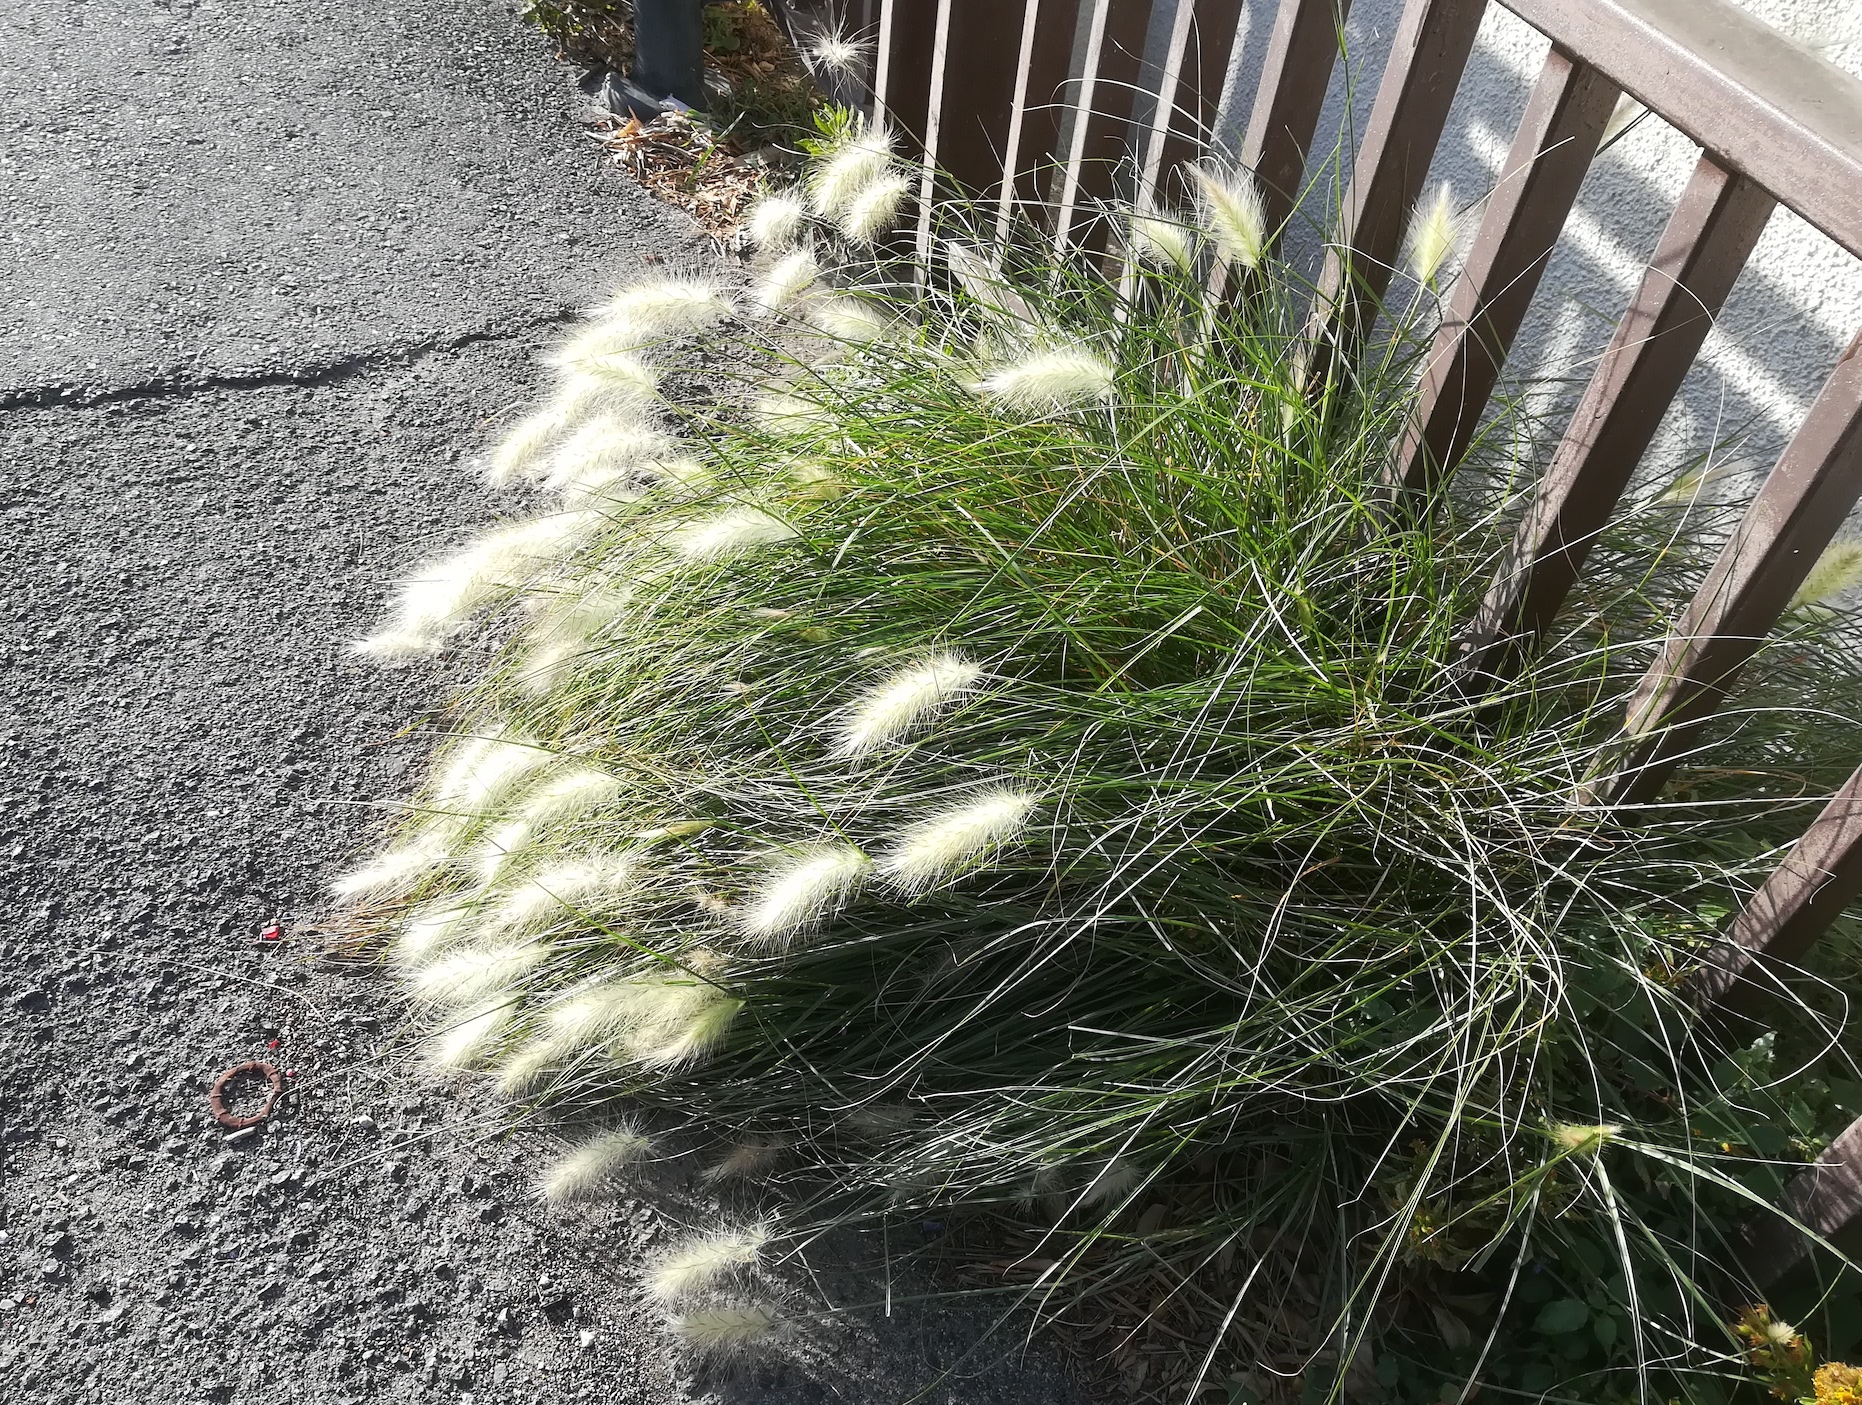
[0,306,582,413]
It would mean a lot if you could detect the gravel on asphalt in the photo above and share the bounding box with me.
[0,2,1092,1402]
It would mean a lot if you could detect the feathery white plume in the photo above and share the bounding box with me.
[807,22,871,80]
[540,1126,652,1202]
[879,786,1041,894]
[1791,541,1862,610]
[1403,183,1462,288]
[739,844,871,941]
[750,248,819,316]
[600,957,742,1067]
[840,173,912,244]
[553,369,660,424]
[413,942,548,1006]
[545,979,654,1047]
[492,850,640,933]
[648,1226,769,1304]
[1550,1122,1622,1155]
[351,514,601,660]
[945,241,1035,324]
[809,297,889,345]
[487,408,570,487]
[433,731,497,802]
[975,347,1117,414]
[517,588,636,691]
[428,1000,514,1070]
[331,832,449,900]
[755,390,833,437]
[837,652,984,755]
[1128,209,1195,271]
[473,819,533,885]
[1078,1156,1140,1207]
[636,991,742,1067]
[811,126,895,216]
[1658,456,1750,506]
[496,1036,571,1095]
[588,278,731,340]
[745,193,807,249]
[397,902,475,966]
[665,507,800,563]
[703,1139,785,1183]
[521,768,624,827]
[540,416,680,495]
[669,1305,783,1355]
[1189,162,1268,271]
[790,462,850,499]
[439,733,555,816]
[546,344,660,407]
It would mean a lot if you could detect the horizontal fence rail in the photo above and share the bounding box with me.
[864,0,1862,1294]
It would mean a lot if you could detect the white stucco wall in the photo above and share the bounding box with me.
[1216,0,1862,500]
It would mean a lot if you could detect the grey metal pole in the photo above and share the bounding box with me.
[628,0,707,114]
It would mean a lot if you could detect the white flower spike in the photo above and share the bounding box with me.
[811,126,895,216]
[840,173,913,244]
[669,1305,783,1356]
[587,277,731,340]
[1404,183,1462,288]
[540,1126,652,1202]
[1791,541,1862,610]
[1189,162,1268,272]
[750,247,820,317]
[809,297,889,345]
[492,851,640,933]
[879,787,1041,895]
[413,943,549,1007]
[745,193,808,249]
[1129,210,1195,272]
[975,347,1117,414]
[351,515,600,660]
[331,833,449,900]
[665,507,799,563]
[837,652,985,755]
[649,1226,769,1304]
[807,22,871,81]
[740,844,872,941]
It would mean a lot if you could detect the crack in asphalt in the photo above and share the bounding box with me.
[0,305,582,412]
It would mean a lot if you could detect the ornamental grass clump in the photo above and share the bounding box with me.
[341,111,1862,1402]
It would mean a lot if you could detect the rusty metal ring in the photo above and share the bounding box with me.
[208,1061,285,1130]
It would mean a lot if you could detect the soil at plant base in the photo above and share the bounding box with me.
[0,1,1093,1402]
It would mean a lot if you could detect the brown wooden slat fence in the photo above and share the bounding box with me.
[859,0,1862,1291]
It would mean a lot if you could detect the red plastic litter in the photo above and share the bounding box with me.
[266,1039,280,1050]
[260,923,282,942]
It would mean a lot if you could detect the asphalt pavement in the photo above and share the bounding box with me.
[0,3,1087,1402]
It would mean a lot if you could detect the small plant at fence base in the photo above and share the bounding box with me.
[342,111,1862,1403]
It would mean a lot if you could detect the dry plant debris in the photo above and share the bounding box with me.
[592,111,766,240]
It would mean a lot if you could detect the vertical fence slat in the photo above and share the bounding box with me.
[1133,0,1207,214]
[1746,1115,1862,1288]
[1150,0,1250,206]
[1393,47,1616,489]
[996,0,1083,236]
[936,0,1038,200]
[1056,0,1158,248]
[1465,156,1774,665]
[1305,0,1486,366]
[1243,0,1351,244]
[1614,329,1862,803]
[874,0,942,149]
[1689,762,1862,1011]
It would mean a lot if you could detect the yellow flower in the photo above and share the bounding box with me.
[1815,1362,1862,1405]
